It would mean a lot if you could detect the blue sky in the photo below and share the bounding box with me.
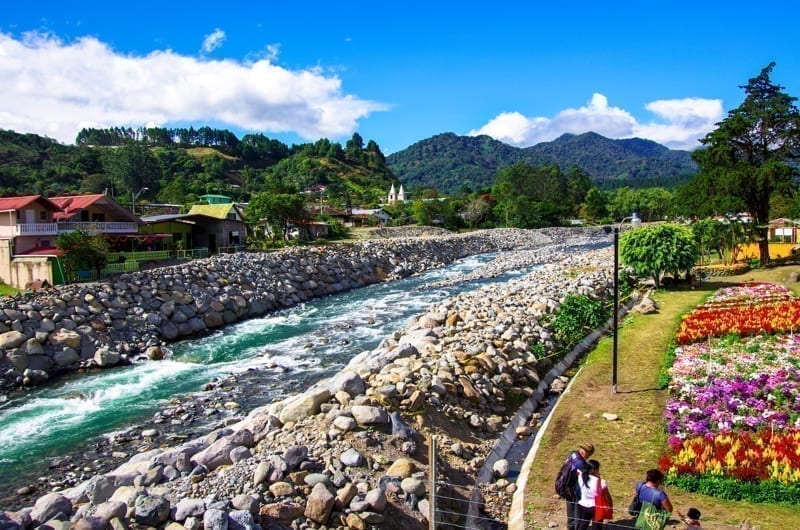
[1,2,799,154]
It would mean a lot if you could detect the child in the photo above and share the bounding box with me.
[680,507,702,528]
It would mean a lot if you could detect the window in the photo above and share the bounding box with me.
[39,210,48,221]
[39,240,51,248]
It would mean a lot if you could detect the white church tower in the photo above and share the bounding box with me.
[388,184,406,205]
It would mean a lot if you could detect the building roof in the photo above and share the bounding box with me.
[0,195,61,212]
[140,214,194,224]
[14,246,65,257]
[50,194,141,223]
[187,203,243,221]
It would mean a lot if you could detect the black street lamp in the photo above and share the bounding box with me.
[605,213,641,394]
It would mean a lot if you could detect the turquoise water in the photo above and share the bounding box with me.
[0,252,532,491]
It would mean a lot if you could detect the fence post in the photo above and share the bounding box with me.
[429,434,437,530]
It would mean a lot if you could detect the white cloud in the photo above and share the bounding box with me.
[0,31,387,144]
[201,28,226,53]
[470,93,723,150]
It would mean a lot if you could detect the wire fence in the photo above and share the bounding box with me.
[426,446,759,530]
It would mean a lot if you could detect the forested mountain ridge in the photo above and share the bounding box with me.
[0,128,396,209]
[387,131,698,194]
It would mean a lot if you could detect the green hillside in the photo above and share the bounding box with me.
[0,128,396,208]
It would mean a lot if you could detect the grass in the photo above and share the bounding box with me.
[0,284,19,297]
[522,266,800,530]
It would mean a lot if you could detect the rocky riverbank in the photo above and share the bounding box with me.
[0,228,575,395]
[0,228,617,529]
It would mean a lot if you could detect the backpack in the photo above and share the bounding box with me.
[554,459,578,500]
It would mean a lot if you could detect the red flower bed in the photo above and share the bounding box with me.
[676,299,800,345]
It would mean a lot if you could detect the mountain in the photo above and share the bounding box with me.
[387,131,698,194]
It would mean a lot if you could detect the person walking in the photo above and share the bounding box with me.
[633,469,673,530]
[576,459,612,530]
[562,442,595,530]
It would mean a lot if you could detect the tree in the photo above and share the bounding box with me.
[582,188,609,222]
[56,229,109,281]
[690,218,747,266]
[619,223,699,288]
[690,63,800,264]
[247,192,308,243]
[461,195,493,228]
[101,141,161,201]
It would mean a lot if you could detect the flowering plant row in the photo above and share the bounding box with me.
[676,299,800,345]
[666,334,800,440]
[660,430,800,484]
[702,282,795,307]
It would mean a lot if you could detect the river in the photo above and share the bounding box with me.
[0,250,545,499]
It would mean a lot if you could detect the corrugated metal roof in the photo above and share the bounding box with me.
[187,203,235,220]
[0,195,61,212]
[50,194,141,223]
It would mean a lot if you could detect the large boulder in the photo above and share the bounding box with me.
[278,388,331,424]
[30,492,73,524]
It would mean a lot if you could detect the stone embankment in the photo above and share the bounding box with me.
[0,229,616,530]
[0,228,579,394]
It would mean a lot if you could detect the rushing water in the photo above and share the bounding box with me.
[0,251,540,493]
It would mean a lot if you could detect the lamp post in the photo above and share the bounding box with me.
[607,213,641,394]
[132,187,149,216]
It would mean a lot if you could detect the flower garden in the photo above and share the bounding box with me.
[660,282,800,503]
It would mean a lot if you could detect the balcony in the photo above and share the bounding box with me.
[0,223,59,238]
[57,222,139,234]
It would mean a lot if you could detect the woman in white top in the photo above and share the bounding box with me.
[576,459,609,530]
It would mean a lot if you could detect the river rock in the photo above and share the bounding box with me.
[84,475,115,505]
[173,498,206,521]
[401,477,426,497]
[304,482,335,524]
[328,370,366,396]
[278,388,331,424]
[49,328,82,349]
[351,405,389,425]
[269,482,293,498]
[492,458,509,478]
[93,348,120,367]
[191,437,236,471]
[258,502,304,525]
[30,492,73,524]
[364,488,387,512]
[0,330,27,349]
[253,461,271,486]
[203,508,227,530]
[53,347,80,367]
[134,495,170,526]
[227,510,256,530]
[385,457,416,478]
[93,500,128,521]
[339,447,364,467]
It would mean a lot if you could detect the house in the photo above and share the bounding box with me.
[185,203,247,253]
[0,194,141,289]
[49,194,141,234]
[349,208,391,227]
[768,218,800,243]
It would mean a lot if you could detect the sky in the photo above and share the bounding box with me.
[1,2,799,155]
